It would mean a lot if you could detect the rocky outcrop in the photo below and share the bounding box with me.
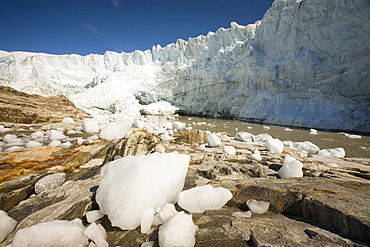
[0,86,90,124]
[2,128,369,246]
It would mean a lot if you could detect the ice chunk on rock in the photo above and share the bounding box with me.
[318,148,345,158]
[82,118,99,134]
[246,199,270,214]
[265,138,284,153]
[0,210,17,243]
[172,121,186,130]
[178,185,232,213]
[49,129,66,140]
[3,134,17,143]
[12,219,88,247]
[61,117,75,125]
[235,132,253,142]
[283,141,320,154]
[84,222,108,247]
[206,133,222,147]
[35,172,66,194]
[48,140,62,147]
[223,146,236,155]
[158,203,178,222]
[247,148,262,161]
[25,140,42,148]
[278,155,303,178]
[86,210,104,223]
[99,122,131,140]
[158,211,198,247]
[141,208,155,234]
[231,211,252,218]
[96,152,190,230]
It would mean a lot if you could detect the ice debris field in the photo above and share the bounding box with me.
[0,114,351,246]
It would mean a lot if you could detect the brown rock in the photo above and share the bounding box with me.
[0,85,90,124]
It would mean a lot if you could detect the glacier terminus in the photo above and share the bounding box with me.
[0,0,369,132]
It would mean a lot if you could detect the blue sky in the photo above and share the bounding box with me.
[0,0,274,55]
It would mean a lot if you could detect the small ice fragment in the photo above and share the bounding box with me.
[234,132,253,142]
[160,134,174,141]
[246,199,270,214]
[84,222,108,247]
[86,210,104,223]
[206,134,222,147]
[31,131,44,140]
[310,129,318,135]
[159,203,178,222]
[67,129,76,135]
[60,141,72,148]
[49,129,66,140]
[172,121,186,130]
[324,163,338,168]
[141,241,155,247]
[263,126,270,130]
[265,138,284,153]
[100,122,131,140]
[158,212,198,247]
[77,138,86,145]
[12,219,88,247]
[178,185,232,213]
[48,140,62,147]
[278,155,303,178]
[223,146,236,155]
[247,148,262,161]
[82,118,99,134]
[25,140,42,148]
[0,210,17,243]
[284,128,293,131]
[141,208,155,234]
[231,211,252,218]
[3,134,17,143]
[61,117,75,125]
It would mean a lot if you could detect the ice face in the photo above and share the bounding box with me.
[0,210,17,243]
[12,219,88,247]
[1,0,369,132]
[178,185,233,213]
[96,152,190,230]
[158,211,198,247]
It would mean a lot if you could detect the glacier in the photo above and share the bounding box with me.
[0,0,369,132]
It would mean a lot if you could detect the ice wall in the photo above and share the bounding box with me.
[0,0,369,132]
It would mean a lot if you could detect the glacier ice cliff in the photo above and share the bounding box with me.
[0,0,369,132]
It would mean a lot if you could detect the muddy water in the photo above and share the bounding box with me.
[149,116,370,158]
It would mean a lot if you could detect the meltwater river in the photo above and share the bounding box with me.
[148,116,370,158]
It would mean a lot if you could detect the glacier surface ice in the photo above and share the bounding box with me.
[96,152,190,230]
[0,0,369,132]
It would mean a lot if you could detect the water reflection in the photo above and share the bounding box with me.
[147,116,370,158]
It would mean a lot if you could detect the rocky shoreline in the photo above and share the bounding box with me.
[0,122,369,246]
[0,88,369,246]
